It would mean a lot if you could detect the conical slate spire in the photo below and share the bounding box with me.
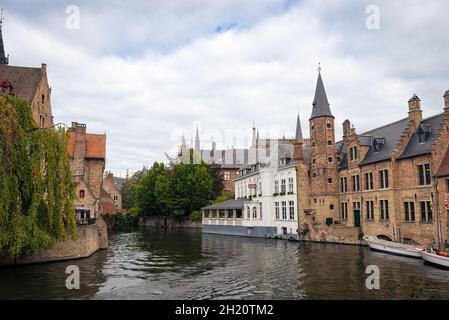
[0,10,9,65]
[195,127,200,152]
[295,114,303,141]
[310,71,333,120]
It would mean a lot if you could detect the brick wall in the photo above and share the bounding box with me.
[0,220,108,266]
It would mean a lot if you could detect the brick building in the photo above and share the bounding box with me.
[295,70,449,247]
[67,122,107,222]
[0,21,53,128]
[101,171,124,214]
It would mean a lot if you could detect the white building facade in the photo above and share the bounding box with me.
[234,159,299,239]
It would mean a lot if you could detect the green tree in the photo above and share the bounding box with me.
[159,162,216,215]
[136,162,166,216]
[121,169,146,209]
[0,94,76,258]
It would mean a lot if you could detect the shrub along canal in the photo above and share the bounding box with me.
[1,227,449,299]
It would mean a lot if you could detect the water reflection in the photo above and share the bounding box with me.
[0,249,108,300]
[1,227,449,300]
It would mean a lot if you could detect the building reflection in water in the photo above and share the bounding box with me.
[1,228,449,300]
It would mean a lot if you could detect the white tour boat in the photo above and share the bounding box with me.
[420,249,449,269]
[365,236,422,258]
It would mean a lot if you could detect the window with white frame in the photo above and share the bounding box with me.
[289,201,295,220]
[379,169,389,189]
[365,201,374,220]
[418,164,431,186]
[420,201,433,222]
[252,207,257,219]
[404,202,415,222]
[340,202,348,220]
[364,172,374,190]
[380,200,389,220]
[281,201,287,220]
[275,202,280,219]
[281,179,286,194]
[274,180,279,194]
[288,177,294,193]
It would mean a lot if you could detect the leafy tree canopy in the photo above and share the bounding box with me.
[135,157,223,217]
[0,94,76,258]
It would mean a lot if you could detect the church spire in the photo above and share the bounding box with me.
[251,121,257,148]
[0,9,8,66]
[310,66,333,120]
[194,127,200,152]
[295,113,303,141]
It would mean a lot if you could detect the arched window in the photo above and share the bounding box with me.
[79,190,85,199]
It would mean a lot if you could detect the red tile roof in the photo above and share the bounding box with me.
[67,132,106,159]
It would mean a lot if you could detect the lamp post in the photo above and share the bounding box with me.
[26,122,69,134]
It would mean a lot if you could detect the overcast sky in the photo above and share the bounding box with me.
[3,0,449,176]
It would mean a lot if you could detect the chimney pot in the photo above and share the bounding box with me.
[444,90,449,108]
[408,93,422,124]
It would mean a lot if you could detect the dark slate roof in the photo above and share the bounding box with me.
[336,141,348,169]
[359,117,409,165]
[0,65,43,102]
[113,177,127,191]
[202,199,244,210]
[310,72,333,120]
[398,113,444,160]
[295,114,303,140]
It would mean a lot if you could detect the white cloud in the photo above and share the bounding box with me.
[3,0,449,176]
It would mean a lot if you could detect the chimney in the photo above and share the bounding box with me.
[343,119,351,136]
[408,94,422,125]
[72,123,87,180]
[444,90,449,110]
[293,141,303,161]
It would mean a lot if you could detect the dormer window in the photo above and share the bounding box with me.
[373,137,385,152]
[418,124,431,143]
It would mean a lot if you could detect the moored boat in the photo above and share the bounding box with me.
[365,236,422,258]
[420,249,449,269]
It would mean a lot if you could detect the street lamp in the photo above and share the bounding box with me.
[26,122,69,134]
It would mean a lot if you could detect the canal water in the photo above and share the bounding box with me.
[1,227,449,300]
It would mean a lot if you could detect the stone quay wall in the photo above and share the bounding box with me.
[139,216,202,229]
[299,220,364,245]
[0,217,108,266]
